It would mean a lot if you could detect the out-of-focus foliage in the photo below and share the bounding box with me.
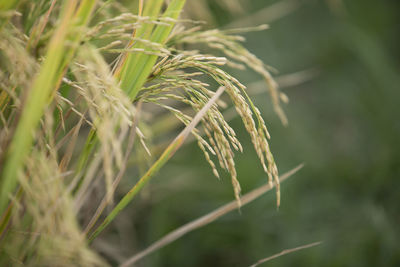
[111,0,400,266]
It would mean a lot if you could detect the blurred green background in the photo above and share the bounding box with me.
[98,0,400,266]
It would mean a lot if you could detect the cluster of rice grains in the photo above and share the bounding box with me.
[83,5,288,206]
[123,25,287,207]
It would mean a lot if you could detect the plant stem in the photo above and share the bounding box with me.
[88,86,225,243]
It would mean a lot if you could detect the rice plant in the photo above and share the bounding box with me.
[0,0,292,265]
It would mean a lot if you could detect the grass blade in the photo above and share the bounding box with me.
[119,0,186,99]
[0,0,97,214]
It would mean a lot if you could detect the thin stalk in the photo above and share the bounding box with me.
[114,0,164,77]
[88,86,226,243]
[26,0,58,51]
[112,0,144,77]
[249,241,322,267]
[120,164,304,267]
